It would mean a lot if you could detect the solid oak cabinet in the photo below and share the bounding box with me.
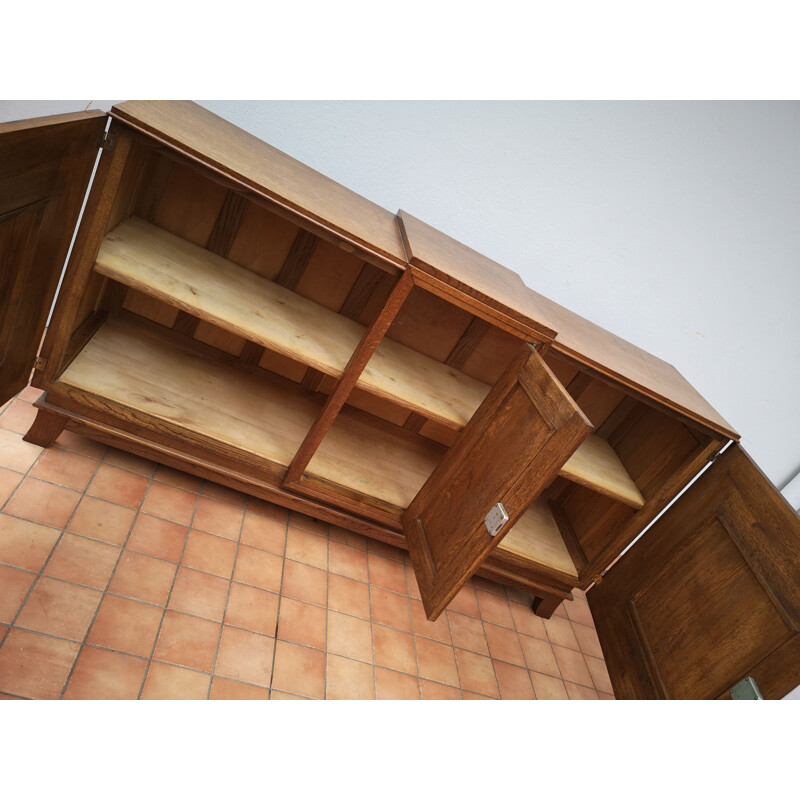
[2,102,799,699]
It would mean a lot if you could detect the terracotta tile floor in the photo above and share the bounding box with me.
[0,385,614,700]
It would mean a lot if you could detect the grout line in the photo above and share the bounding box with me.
[266,509,291,699]
[135,479,205,699]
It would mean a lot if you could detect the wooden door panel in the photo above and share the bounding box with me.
[0,111,106,406]
[589,445,800,699]
[404,343,592,620]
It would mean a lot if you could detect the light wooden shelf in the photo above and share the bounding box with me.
[558,433,645,509]
[496,499,578,578]
[95,217,489,428]
[305,409,446,512]
[59,315,319,467]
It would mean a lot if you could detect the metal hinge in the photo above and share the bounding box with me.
[708,450,722,463]
[592,570,607,586]
[32,355,47,370]
[99,131,116,152]
[730,676,763,700]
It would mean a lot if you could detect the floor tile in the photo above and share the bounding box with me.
[328,573,370,619]
[0,428,41,473]
[519,634,561,678]
[286,526,328,569]
[67,496,136,546]
[530,671,569,700]
[209,676,269,700]
[193,496,244,541]
[0,628,79,699]
[168,567,229,622]
[288,511,327,537]
[268,690,309,700]
[454,648,499,698]
[409,598,451,644]
[5,478,80,529]
[565,595,595,628]
[509,600,548,640]
[202,482,247,508]
[367,539,405,563]
[108,551,176,606]
[153,610,221,673]
[153,464,203,492]
[17,385,44,404]
[140,481,197,525]
[29,447,98,492]
[327,654,374,699]
[87,594,164,657]
[565,681,600,700]
[328,540,367,582]
[128,514,190,563]
[240,511,286,555]
[0,467,23,507]
[483,621,525,666]
[328,610,372,663]
[16,577,101,640]
[419,679,461,699]
[375,667,419,699]
[276,596,326,650]
[448,584,479,617]
[368,553,407,594]
[103,448,156,477]
[280,559,326,606]
[232,543,283,591]
[63,646,147,699]
[405,568,421,600]
[87,464,149,509]
[372,624,416,675]
[328,525,367,549]
[141,662,210,699]
[598,691,615,700]
[494,660,535,700]
[0,514,60,571]
[415,636,458,686]
[0,564,36,623]
[552,644,593,687]
[543,614,580,651]
[572,622,604,660]
[0,399,37,434]
[271,640,325,699]
[585,655,613,694]
[182,529,236,577]
[475,589,513,628]
[447,611,489,656]
[43,534,119,590]
[247,498,288,523]
[370,587,411,631]
[54,431,106,460]
[214,625,274,688]
[225,582,279,637]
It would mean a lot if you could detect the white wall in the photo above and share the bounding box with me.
[3,100,798,492]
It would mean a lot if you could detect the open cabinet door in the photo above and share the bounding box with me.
[589,444,800,699]
[0,110,106,406]
[403,343,593,620]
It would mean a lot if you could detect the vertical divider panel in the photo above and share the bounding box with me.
[283,269,415,485]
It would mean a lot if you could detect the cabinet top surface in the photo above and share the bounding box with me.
[110,100,407,270]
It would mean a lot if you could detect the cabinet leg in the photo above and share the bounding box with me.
[23,407,66,448]
[532,594,563,619]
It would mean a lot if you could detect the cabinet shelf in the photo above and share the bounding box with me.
[496,499,578,578]
[95,217,490,429]
[59,315,319,468]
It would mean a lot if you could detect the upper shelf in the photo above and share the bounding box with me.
[95,217,490,429]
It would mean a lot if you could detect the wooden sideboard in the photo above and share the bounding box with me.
[2,101,798,698]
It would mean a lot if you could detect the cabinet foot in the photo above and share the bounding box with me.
[532,594,563,619]
[23,407,66,448]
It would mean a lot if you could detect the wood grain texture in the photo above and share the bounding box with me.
[0,110,106,405]
[110,101,407,269]
[397,210,557,341]
[404,344,592,620]
[495,499,578,578]
[589,444,800,699]
[95,217,489,428]
[59,315,318,468]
